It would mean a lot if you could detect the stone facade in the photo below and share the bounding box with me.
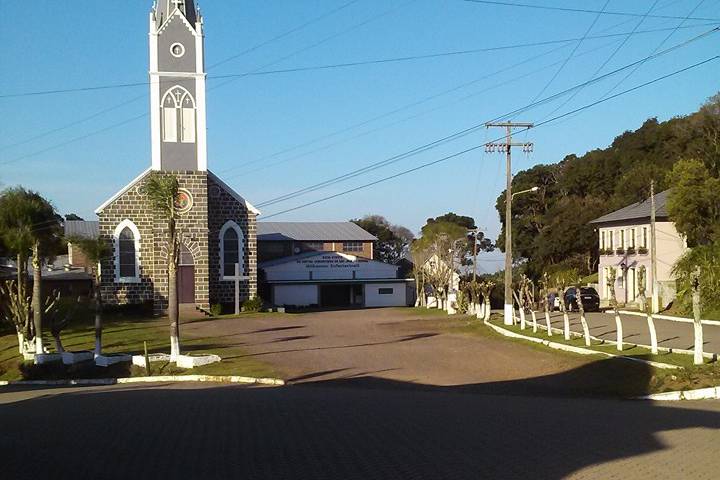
[207,175,257,305]
[98,170,256,315]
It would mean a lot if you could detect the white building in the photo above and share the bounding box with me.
[260,251,414,308]
[589,190,688,309]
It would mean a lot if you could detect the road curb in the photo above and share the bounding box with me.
[0,374,285,387]
[484,320,680,370]
[635,386,720,401]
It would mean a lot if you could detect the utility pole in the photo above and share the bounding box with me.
[486,122,533,325]
[650,180,659,313]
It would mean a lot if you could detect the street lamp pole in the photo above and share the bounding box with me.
[486,122,534,325]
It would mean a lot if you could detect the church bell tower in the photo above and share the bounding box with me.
[149,0,207,171]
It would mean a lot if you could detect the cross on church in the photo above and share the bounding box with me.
[172,0,184,8]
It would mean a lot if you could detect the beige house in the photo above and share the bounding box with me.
[590,190,687,309]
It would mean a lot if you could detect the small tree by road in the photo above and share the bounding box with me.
[143,172,182,360]
[67,236,111,356]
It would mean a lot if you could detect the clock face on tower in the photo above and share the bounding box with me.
[170,43,185,58]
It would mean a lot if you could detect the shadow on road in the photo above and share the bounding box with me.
[2,358,720,479]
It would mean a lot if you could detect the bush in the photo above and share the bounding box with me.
[242,297,263,313]
[209,304,222,317]
[672,241,720,315]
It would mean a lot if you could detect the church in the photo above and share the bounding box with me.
[95,1,259,314]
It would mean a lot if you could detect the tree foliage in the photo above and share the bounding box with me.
[350,214,414,263]
[496,93,720,279]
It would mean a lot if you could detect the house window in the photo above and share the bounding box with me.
[162,86,196,143]
[629,228,636,248]
[343,241,363,252]
[600,231,605,250]
[609,231,614,250]
[113,219,141,283]
[379,288,394,295]
[619,230,625,248]
[642,227,648,249]
[219,221,245,279]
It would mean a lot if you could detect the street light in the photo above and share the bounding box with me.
[504,185,539,325]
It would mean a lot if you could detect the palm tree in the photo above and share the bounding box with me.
[67,236,111,356]
[0,187,61,355]
[143,172,182,359]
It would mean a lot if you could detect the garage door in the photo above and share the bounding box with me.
[274,285,318,307]
[365,283,407,307]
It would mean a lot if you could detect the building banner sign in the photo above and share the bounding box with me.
[296,254,366,269]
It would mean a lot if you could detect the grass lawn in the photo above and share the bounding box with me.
[448,315,720,394]
[0,312,278,382]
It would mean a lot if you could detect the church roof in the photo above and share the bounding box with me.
[156,0,198,28]
[257,222,377,242]
[95,169,260,216]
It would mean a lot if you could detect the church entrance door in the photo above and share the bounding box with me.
[178,245,195,304]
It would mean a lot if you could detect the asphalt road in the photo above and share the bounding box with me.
[1,382,719,479]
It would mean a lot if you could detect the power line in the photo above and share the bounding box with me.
[248,28,718,208]
[228,34,625,183]
[459,0,720,22]
[260,55,718,219]
[218,21,715,176]
[526,0,610,107]
[4,21,717,101]
[207,0,362,70]
[1,1,411,163]
[537,0,662,123]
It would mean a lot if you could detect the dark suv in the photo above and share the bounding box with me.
[564,287,600,312]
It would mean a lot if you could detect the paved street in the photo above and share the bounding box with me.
[545,311,720,354]
[1,381,719,479]
[2,308,719,479]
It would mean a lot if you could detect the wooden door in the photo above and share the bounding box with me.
[178,265,195,304]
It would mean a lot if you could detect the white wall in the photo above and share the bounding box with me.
[365,283,407,307]
[273,285,318,307]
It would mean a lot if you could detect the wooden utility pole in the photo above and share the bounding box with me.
[650,180,659,313]
[486,122,533,325]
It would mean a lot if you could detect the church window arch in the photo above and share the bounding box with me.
[113,219,141,283]
[162,86,196,143]
[219,221,246,280]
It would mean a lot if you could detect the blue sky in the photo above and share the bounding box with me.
[1,0,718,272]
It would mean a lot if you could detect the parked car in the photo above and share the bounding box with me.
[564,287,600,312]
[547,292,561,311]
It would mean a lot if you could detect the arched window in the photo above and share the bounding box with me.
[162,86,196,143]
[114,219,141,282]
[219,221,245,280]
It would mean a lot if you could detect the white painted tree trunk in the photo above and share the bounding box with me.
[693,321,704,365]
[646,312,658,355]
[170,335,180,361]
[563,311,570,340]
[477,302,484,320]
[531,310,538,333]
[17,333,27,355]
[614,313,623,351]
[484,300,491,322]
[519,308,526,330]
[544,310,553,337]
[579,313,591,346]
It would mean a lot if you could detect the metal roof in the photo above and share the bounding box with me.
[589,190,670,225]
[257,222,377,242]
[64,221,99,239]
